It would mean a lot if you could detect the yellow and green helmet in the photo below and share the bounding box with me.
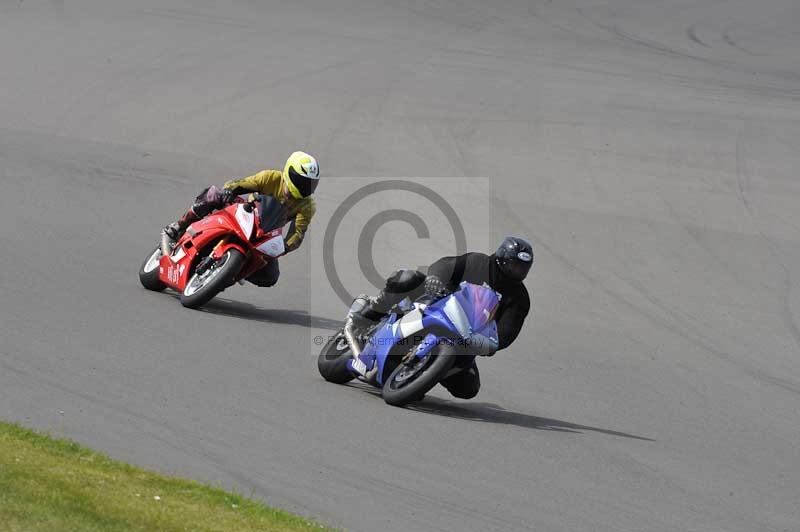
[282,151,320,199]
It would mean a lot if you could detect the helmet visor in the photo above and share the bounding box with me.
[287,167,319,198]
[500,258,531,281]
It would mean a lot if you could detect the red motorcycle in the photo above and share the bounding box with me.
[138,195,287,309]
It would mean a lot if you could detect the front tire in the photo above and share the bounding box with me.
[180,249,245,309]
[317,332,356,384]
[382,343,456,407]
[139,247,166,292]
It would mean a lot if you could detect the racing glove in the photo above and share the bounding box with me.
[218,188,236,204]
[424,274,450,299]
[414,275,451,306]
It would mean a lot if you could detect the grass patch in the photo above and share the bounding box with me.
[0,421,332,531]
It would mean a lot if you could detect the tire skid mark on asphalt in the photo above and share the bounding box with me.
[722,28,758,56]
[492,196,800,396]
[687,23,711,48]
[620,276,800,396]
[657,193,766,294]
[734,125,800,355]
[574,7,716,66]
[574,6,800,98]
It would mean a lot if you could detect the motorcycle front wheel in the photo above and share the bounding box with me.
[382,342,456,407]
[180,249,245,309]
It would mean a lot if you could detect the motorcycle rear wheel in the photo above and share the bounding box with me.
[139,247,167,292]
[382,343,456,407]
[317,332,356,384]
[180,249,245,309]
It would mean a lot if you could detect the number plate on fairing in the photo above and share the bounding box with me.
[256,231,284,257]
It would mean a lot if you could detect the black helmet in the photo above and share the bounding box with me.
[494,236,533,282]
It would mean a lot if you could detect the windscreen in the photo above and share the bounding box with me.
[451,282,501,331]
[257,195,288,233]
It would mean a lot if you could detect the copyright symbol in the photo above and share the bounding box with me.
[322,180,467,307]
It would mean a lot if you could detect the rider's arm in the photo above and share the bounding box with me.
[425,255,466,292]
[223,169,282,195]
[496,287,530,351]
[284,198,316,252]
[415,254,470,302]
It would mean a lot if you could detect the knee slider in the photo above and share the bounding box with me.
[449,387,479,399]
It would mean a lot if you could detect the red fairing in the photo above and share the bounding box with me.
[157,202,281,291]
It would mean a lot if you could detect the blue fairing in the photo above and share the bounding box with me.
[359,314,397,383]
[366,282,501,385]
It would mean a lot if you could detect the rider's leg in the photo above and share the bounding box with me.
[440,360,481,399]
[163,209,200,241]
[163,186,226,242]
[246,260,280,287]
[354,269,426,326]
[345,269,426,378]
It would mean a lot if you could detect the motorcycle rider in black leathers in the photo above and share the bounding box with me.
[349,236,533,399]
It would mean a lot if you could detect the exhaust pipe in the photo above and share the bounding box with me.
[160,232,173,257]
[342,295,371,357]
[343,317,362,358]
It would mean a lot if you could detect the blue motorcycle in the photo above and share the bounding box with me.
[318,282,501,406]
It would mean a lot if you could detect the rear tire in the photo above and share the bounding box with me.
[317,332,356,384]
[139,247,166,292]
[180,249,245,309]
[382,343,456,407]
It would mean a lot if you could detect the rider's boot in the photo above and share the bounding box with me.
[162,209,200,245]
[348,269,427,330]
[349,290,396,330]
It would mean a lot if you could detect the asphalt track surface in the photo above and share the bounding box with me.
[2,1,800,531]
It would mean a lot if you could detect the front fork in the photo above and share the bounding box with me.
[191,237,227,276]
[409,333,440,361]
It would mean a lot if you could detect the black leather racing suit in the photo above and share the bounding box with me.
[374,252,530,398]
